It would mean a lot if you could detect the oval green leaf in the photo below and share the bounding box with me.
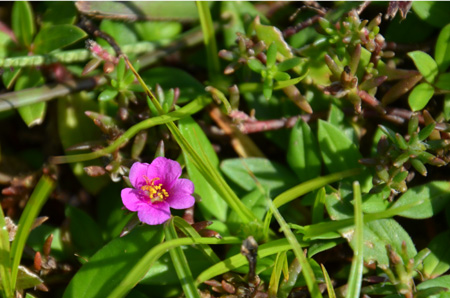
[408,51,439,83]
[178,116,228,221]
[317,120,362,173]
[63,225,164,298]
[435,24,450,72]
[408,82,434,111]
[412,1,450,28]
[391,181,450,219]
[422,231,450,279]
[33,24,87,54]
[15,68,46,127]
[98,89,119,102]
[287,118,321,183]
[435,72,450,91]
[12,1,35,48]
[220,157,298,197]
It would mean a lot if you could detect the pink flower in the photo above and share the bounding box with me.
[121,157,195,225]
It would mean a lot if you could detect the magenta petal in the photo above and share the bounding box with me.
[166,178,195,209]
[129,162,150,188]
[121,188,147,212]
[137,202,171,225]
[147,157,182,189]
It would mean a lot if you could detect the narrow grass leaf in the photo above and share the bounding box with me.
[263,168,361,238]
[268,197,323,298]
[321,264,336,298]
[196,238,294,285]
[278,258,302,298]
[0,205,13,297]
[164,218,200,298]
[173,216,220,264]
[179,116,227,221]
[10,175,55,288]
[109,236,241,297]
[346,182,364,298]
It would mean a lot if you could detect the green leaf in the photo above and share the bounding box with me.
[408,82,435,111]
[57,93,110,194]
[63,225,164,298]
[15,68,46,127]
[412,1,450,28]
[15,266,43,291]
[98,20,137,47]
[33,24,87,54]
[287,118,321,183]
[435,72,450,91]
[417,275,450,298]
[41,2,77,28]
[444,94,450,121]
[221,158,298,196]
[65,206,104,257]
[178,116,227,221]
[141,67,206,104]
[255,22,293,59]
[76,1,201,22]
[10,175,55,289]
[278,57,303,72]
[12,1,35,48]
[0,204,12,297]
[350,219,416,266]
[228,189,267,230]
[248,58,265,73]
[422,231,450,279]
[391,181,450,219]
[2,68,22,90]
[133,21,182,42]
[408,51,439,83]
[164,219,200,298]
[435,24,450,72]
[346,182,364,298]
[98,89,119,102]
[317,120,362,173]
[266,42,277,68]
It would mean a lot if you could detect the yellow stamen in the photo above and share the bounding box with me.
[141,176,169,203]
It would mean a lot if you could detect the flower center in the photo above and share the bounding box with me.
[141,176,169,203]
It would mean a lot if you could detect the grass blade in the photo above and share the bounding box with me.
[263,168,361,238]
[321,264,336,298]
[268,197,323,298]
[0,205,13,297]
[10,175,55,288]
[346,181,364,298]
[109,236,241,297]
[196,238,295,285]
[165,218,201,298]
[173,216,220,264]
[196,1,220,82]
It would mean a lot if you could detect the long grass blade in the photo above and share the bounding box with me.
[346,181,364,298]
[0,206,13,297]
[268,198,323,298]
[165,218,201,298]
[196,1,221,82]
[109,236,241,297]
[10,175,55,288]
[173,216,220,263]
[321,264,336,298]
[263,168,361,238]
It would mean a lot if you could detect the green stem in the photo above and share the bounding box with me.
[50,96,211,164]
[196,1,221,82]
